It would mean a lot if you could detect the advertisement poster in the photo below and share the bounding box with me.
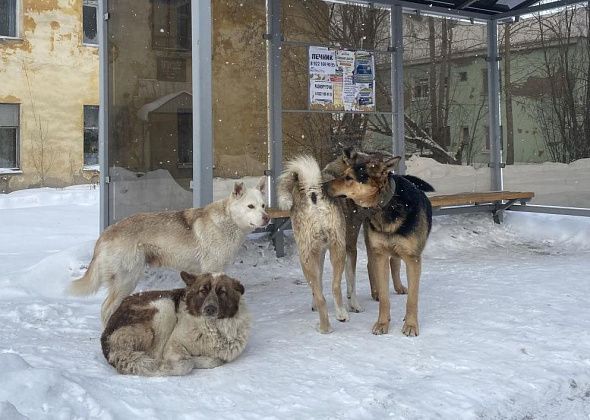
[309,47,375,111]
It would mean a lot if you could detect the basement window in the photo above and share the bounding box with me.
[84,106,99,166]
[83,0,98,45]
[0,0,17,38]
[0,104,20,170]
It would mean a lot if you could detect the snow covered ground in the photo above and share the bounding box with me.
[1,185,590,419]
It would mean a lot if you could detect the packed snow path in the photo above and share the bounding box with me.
[1,186,589,419]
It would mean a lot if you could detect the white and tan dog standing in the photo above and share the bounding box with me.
[101,272,250,376]
[278,155,360,333]
[69,179,269,325]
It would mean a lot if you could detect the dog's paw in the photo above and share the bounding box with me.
[316,322,334,334]
[371,321,390,335]
[347,298,364,313]
[393,285,408,295]
[335,306,349,322]
[402,318,419,337]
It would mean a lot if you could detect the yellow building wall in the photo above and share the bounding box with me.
[0,0,99,192]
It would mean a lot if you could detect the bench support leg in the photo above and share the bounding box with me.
[270,217,291,258]
[493,199,519,224]
[493,210,504,224]
[272,231,285,258]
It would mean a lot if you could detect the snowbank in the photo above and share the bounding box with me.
[407,155,590,208]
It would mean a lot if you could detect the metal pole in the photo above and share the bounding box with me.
[191,1,214,207]
[391,4,406,174]
[98,0,109,230]
[266,0,283,207]
[486,20,503,191]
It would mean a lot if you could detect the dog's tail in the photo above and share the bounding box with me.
[402,175,435,192]
[106,350,161,376]
[277,155,323,210]
[68,256,102,296]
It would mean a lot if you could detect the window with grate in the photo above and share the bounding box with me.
[0,104,19,169]
[84,105,99,166]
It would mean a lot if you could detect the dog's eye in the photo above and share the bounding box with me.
[262,204,266,208]
[218,288,226,296]
[248,204,255,209]
[199,288,208,295]
[345,175,353,181]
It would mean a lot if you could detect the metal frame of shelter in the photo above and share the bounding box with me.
[98,0,590,230]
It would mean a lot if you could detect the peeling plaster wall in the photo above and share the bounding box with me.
[0,0,99,192]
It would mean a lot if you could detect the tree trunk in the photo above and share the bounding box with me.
[428,18,438,141]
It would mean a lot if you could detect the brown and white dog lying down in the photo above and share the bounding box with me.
[69,179,269,325]
[101,272,250,376]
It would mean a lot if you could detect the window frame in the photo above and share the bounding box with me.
[82,0,98,47]
[83,105,99,169]
[0,0,20,40]
[151,0,191,52]
[0,103,21,171]
[413,78,430,100]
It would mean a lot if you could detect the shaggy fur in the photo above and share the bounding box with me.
[325,149,433,336]
[277,155,354,333]
[69,179,269,325]
[101,272,251,376]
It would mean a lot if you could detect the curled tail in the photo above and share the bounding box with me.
[402,175,435,192]
[277,155,323,210]
[106,350,161,376]
[68,257,102,296]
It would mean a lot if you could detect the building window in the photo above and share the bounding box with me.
[83,0,98,45]
[482,69,488,95]
[0,104,19,169]
[177,111,192,165]
[440,126,451,148]
[84,105,99,166]
[414,78,429,99]
[0,0,17,38]
[461,126,470,144]
[459,72,468,82]
[152,0,191,51]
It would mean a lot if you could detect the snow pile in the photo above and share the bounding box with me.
[0,186,589,419]
[0,184,98,210]
[406,155,590,208]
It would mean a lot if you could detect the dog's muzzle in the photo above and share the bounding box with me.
[203,304,218,317]
[262,213,270,226]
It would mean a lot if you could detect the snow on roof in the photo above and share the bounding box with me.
[137,91,192,121]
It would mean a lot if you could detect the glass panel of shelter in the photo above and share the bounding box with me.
[402,13,491,195]
[499,5,590,209]
[211,0,268,202]
[107,0,193,223]
[281,1,395,170]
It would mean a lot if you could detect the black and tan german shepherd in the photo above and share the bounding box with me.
[325,148,433,336]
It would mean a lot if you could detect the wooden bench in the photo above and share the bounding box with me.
[264,190,534,257]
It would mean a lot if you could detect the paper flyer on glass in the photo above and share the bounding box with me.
[308,46,375,112]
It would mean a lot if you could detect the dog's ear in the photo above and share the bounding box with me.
[180,271,199,287]
[256,176,266,193]
[342,147,357,164]
[232,279,245,295]
[232,182,245,199]
[383,156,401,172]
